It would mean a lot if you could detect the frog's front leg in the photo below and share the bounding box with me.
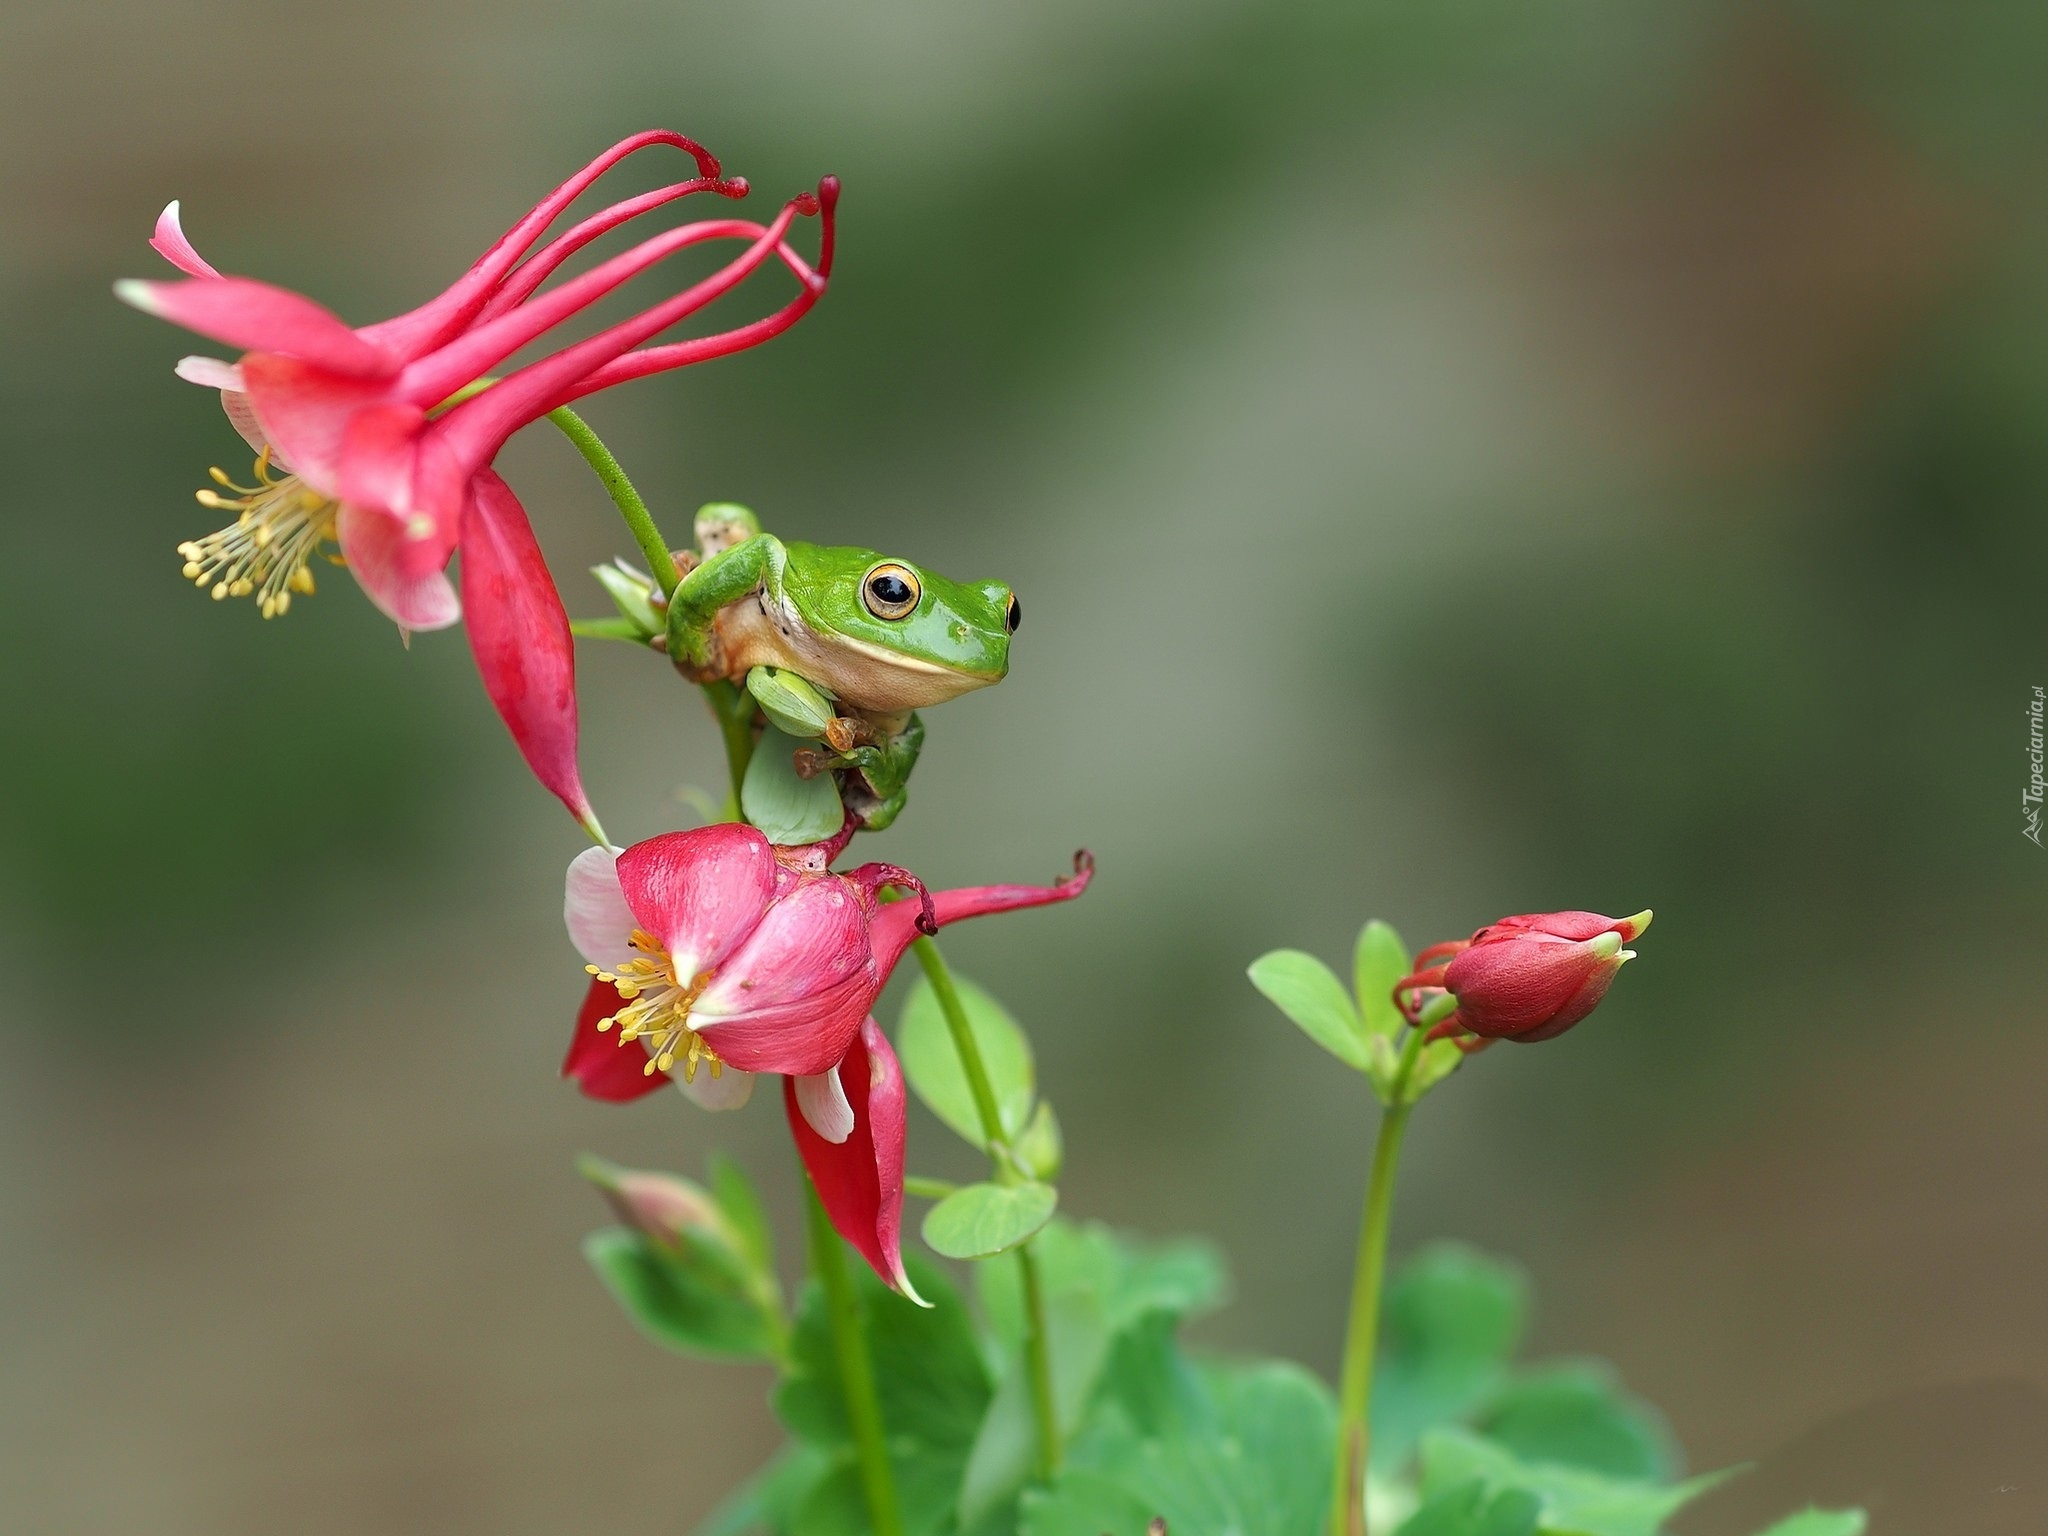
[666,532,786,681]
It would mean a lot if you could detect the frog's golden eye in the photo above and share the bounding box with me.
[1005,593,1022,633]
[862,563,921,621]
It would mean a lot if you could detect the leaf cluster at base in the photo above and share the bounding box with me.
[673,1228,1863,1536]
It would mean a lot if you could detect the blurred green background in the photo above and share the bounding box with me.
[3,0,2045,1530]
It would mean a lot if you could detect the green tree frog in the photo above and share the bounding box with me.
[666,505,1020,829]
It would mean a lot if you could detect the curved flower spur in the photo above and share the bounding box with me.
[560,821,1093,1292]
[118,131,837,836]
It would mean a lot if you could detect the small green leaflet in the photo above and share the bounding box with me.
[923,1181,1059,1260]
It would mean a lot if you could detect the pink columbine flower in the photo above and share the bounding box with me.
[560,823,1092,1291]
[120,131,836,833]
[1395,907,1652,1046]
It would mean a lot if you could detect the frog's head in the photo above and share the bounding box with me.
[782,542,1019,713]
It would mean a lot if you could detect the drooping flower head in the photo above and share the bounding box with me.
[560,822,1092,1291]
[1395,907,1652,1047]
[120,132,838,832]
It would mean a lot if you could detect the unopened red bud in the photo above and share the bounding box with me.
[1434,912,1646,1044]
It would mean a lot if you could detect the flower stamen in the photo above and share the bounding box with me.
[584,929,723,1080]
[177,448,342,618]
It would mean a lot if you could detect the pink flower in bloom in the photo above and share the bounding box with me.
[1395,908,1652,1046]
[120,132,837,832]
[560,823,1092,1290]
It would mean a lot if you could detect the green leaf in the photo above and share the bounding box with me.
[924,1180,1059,1259]
[1249,948,1372,1071]
[977,1219,1228,1356]
[747,665,839,739]
[959,1287,1112,1528]
[709,1153,775,1277]
[1397,1479,1542,1536]
[741,724,844,844]
[1748,1511,1867,1536]
[694,1443,836,1536]
[1405,1036,1467,1101]
[1355,919,1412,1039]
[1372,1245,1529,1472]
[897,973,1036,1148]
[1022,1358,1336,1536]
[773,1252,991,1453]
[1476,1364,1678,1482]
[582,1227,783,1361]
[790,1451,965,1536]
[1417,1430,1725,1536]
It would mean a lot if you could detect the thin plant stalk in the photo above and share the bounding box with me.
[555,411,901,1535]
[1331,1026,1429,1536]
[543,405,681,594]
[911,935,1063,1481]
[805,1179,905,1536]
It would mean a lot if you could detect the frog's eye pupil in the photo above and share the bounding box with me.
[862,564,921,621]
[1006,594,1022,633]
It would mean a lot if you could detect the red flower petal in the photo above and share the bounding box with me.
[116,276,391,376]
[785,1018,915,1296]
[459,471,593,827]
[616,825,779,975]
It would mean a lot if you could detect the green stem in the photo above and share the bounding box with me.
[704,679,758,823]
[805,1181,904,1536]
[1331,1028,1429,1536]
[910,935,1064,1480]
[1016,1243,1062,1479]
[911,937,1007,1149]
[543,406,682,595]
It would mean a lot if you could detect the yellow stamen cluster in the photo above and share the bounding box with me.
[587,928,726,1080]
[178,449,343,618]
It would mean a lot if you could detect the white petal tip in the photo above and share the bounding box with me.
[796,1068,856,1144]
[113,278,160,313]
[174,355,245,391]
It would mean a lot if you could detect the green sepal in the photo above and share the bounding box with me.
[590,559,665,634]
[897,972,1035,1150]
[569,614,655,643]
[747,666,838,739]
[922,1180,1058,1260]
[742,724,846,844]
[1248,947,1371,1071]
[1015,1099,1065,1181]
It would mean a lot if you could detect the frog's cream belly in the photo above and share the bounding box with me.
[714,596,997,714]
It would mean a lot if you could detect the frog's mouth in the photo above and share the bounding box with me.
[813,632,1003,711]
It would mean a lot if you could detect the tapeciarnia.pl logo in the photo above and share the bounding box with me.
[2026,686,2045,846]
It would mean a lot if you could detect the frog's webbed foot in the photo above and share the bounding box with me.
[788,709,924,832]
